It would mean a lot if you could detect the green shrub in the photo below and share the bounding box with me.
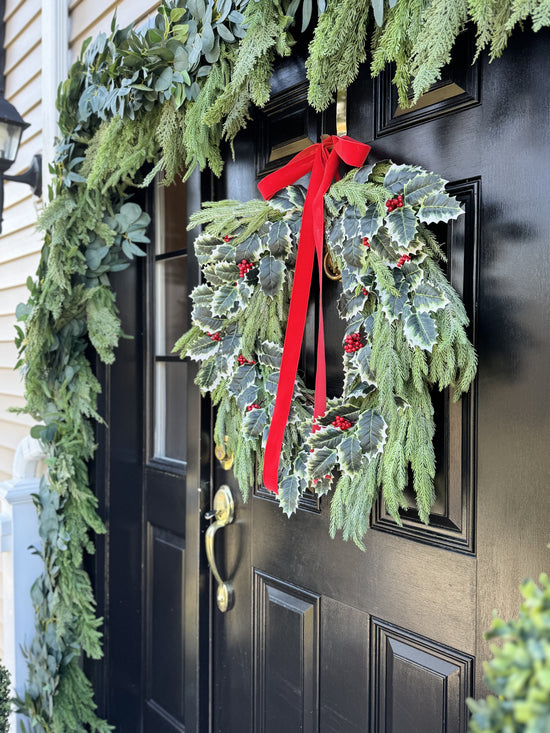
[468,573,550,732]
[0,662,11,733]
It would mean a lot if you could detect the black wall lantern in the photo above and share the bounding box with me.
[0,95,42,233]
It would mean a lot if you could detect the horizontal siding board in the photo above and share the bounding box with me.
[5,4,41,47]
[6,71,41,119]
[1,197,39,233]
[0,367,25,397]
[5,0,27,23]
[0,445,17,479]
[5,32,40,79]
[0,254,41,292]
[0,285,29,313]
[70,0,157,55]
[4,43,41,99]
[0,340,20,368]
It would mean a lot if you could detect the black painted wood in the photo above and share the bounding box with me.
[212,25,550,733]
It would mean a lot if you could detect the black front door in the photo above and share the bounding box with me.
[210,26,550,733]
[91,172,210,733]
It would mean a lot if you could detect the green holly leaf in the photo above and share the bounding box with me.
[357,204,384,240]
[384,164,422,194]
[337,291,365,320]
[338,434,363,473]
[369,228,399,264]
[417,192,463,224]
[264,370,280,396]
[403,172,446,206]
[346,380,376,400]
[211,242,235,262]
[219,327,241,359]
[196,358,222,392]
[401,260,423,288]
[259,255,285,297]
[257,341,282,369]
[211,284,241,316]
[356,410,387,455]
[379,272,410,321]
[402,306,438,351]
[340,264,363,294]
[203,262,239,286]
[342,236,366,269]
[279,475,301,516]
[308,446,338,479]
[413,282,449,313]
[386,205,418,249]
[266,220,292,258]
[242,406,267,439]
[235,233,264,262]
[236,383,260,411]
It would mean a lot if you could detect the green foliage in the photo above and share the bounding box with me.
[468,571,550,733]
[0,662,10,733]
[177,162,476,549]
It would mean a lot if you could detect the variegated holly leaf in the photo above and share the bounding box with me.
[187,334,219,361]
[204,262,239,285]
[194,234,219,265]
[235,233,264,262]
[413,282,449,313]
[402,305,438,351]
[192,304,225,332]
[242,406,267,439]
[287,185,306,208]
[236,383,261,411]
[196,359,222,392]
[279,474,301,516]
[337,291,365,320]
[327,216,345,256]
[228,362,257,401]
[270,185,305,212]
[384,164,422,194]
[342,235,367,269]
[369,228,399,264]
[355,344,375,383]
[346,380,376,400]
[191,283,215,307]
[310,425,342,451]
[401,260,424,288]
[259,255,285,297]
[211,283,241,316]
[220,327,241,359]
[353,163,375,184]
[211,242,235,262]
[379,272,410,321]
[342,205,362,239]
[417,192,463,224]
[357,203,384,240]
[257,341,283,369]
[293,451,309,481]
[308,446,338,479]
[338,434,362,473]
[403,172,446,206]
[266,220,292,257]
[340,264,363,293]
[385,205,418,249]
[320,404,361,425]
[345,312,366,337]
[264,370,280,396]
[356,410,387,455]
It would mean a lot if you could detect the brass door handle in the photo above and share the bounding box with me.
[205,485,235,612]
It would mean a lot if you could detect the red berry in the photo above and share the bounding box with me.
[362,237,370,247]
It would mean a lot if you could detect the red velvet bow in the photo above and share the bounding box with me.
[258,135,371,494]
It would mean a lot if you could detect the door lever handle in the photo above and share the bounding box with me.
[205,485,235,612]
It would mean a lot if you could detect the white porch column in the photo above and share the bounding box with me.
[0,437,45,730]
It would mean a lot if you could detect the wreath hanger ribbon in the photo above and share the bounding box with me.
[258,135,371,494]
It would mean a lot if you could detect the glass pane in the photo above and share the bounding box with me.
[155,255,188,355]
[154,361,187,462]
[156,179,188,254]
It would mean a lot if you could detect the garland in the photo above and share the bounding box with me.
[12,0,546,729]
[175,159,476,545]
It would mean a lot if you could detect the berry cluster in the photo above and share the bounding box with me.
[397,254,412,268]
[238,259,254,278]
[332,415,353,430]
[362,237,370,247]
[386,194,404,212]
[361,287,369,296]
[223,235,234,242]
[206,332,221,341]
[344,332,363,353]
[237,354,255,366]
[247,403,261,412]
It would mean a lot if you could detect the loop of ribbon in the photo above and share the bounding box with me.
[258,135,371,494]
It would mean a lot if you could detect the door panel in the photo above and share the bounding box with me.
[212,26,550,733]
